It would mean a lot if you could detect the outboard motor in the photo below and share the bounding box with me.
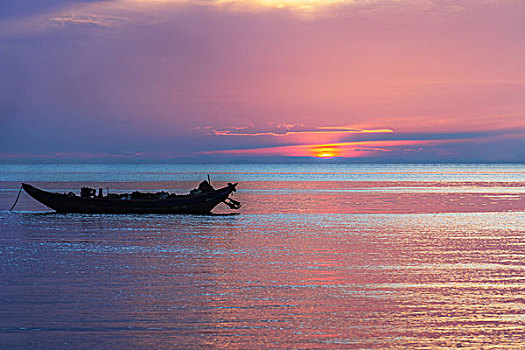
[223,198,241,209]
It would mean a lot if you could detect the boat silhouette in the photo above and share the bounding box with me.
[21,181,240,214]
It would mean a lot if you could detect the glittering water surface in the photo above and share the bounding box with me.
[1,164,524,349]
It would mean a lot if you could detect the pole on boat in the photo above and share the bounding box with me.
[207,174,211,185]
[9,186,23,211]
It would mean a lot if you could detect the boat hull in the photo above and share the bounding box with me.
[21,183,238,214]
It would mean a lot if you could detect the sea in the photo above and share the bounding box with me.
[1,163,524,349]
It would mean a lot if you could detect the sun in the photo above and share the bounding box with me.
[318,151,335,158]
[313,147,338,158]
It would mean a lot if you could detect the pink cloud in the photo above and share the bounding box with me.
[206,124,394,137]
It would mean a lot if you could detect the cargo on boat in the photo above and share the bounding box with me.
[20,181,240,214]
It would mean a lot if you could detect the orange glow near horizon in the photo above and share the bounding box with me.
[202,139,447,158]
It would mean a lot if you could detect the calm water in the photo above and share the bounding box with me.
[1,164,524,349]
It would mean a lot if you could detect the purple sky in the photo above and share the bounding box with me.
[1,0,524,162]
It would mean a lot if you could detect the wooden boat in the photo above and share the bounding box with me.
[21,181,241,214]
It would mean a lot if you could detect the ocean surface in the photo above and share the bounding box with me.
[1,163,524,349]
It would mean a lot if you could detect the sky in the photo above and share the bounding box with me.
[0,0,524,163]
